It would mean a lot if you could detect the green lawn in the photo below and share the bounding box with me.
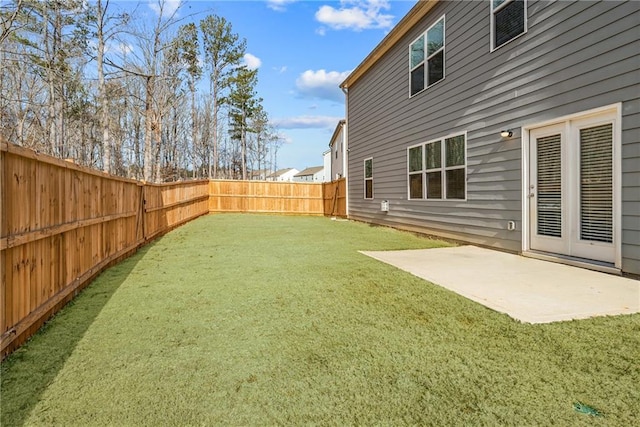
[2,214,638,426]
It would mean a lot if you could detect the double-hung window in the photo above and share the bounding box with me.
[410,16,445,97]
[491,0,527,50]
[364,158,373,199]
[407,133,466,200]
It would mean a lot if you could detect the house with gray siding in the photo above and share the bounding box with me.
[341,0,639,275]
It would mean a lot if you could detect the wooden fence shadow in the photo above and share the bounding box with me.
[0,241,150,426]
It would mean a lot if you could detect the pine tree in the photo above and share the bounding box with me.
[200,15,245,178]
[227,66,261,181]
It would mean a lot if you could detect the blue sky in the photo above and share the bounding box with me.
[119,0,416,171]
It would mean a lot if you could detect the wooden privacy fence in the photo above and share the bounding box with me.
[209,180,323,215]
[143,181,210,241]
[323,178,346,218]
[0,143,209,357]
[209,179,346,217]
[1,143,346,357]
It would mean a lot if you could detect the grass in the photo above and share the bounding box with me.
[2,214,639,426]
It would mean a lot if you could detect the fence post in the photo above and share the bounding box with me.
[1,142,6,336]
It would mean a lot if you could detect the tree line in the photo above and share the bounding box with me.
[0,0,284,182]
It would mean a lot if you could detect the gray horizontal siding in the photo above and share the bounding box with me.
[622,92,640,274]
[347,0,640,274]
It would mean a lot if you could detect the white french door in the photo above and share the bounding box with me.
[529,110,617,264]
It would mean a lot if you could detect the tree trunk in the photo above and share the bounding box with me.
[97,0,111,174]
[143,76,154,182]
[190,81,197,179]
[211,76,218,179]
[241,108,246,180]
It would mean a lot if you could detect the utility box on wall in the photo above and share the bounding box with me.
[381,200,389,212]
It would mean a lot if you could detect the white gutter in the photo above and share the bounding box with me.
[341,86,349,217]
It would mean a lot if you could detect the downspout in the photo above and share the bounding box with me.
[341,86,349,218]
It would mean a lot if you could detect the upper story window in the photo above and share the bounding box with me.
[491,0,526,50]
[409,16,445,97]
[407,133,467,200]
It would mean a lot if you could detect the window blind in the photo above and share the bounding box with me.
[537,134,562,237]
[580,124,613,243]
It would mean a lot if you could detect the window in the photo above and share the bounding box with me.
[408,146,423,199]
[410,16,445,96]
[364,158,373,199]
[491,0,526,50]
[407,133,466,200]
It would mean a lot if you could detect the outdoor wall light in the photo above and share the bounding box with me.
[500,130,513,138]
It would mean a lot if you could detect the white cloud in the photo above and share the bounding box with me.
[243,53,262,70]
[273,65,288,74]
[276,132,294,144]
[295,69,350,102]
[148,0,181,18]
[105,42,134,55]
[267,0,296,12]
[273,115,342,130]
[315,0,393,32]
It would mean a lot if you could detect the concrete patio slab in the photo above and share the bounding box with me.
[361,246,640,324]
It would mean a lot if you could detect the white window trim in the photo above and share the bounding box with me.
[490,0,528,52]
[409,15,446,98]
[406,131,468,201]
[521,103,622,271]
[364,157,374,199]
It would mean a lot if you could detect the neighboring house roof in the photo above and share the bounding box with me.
[341,0,439,90]
[294,166,324,177]
[250,169,270,177]
[267,168,295,178]
[329,119,346,148]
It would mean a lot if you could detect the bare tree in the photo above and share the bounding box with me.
[2,1,281,182]
[0,0,25,45]
[91,0,130,174]
[106,0,183,181]
[173,22,201,178]
[3,0,87,157]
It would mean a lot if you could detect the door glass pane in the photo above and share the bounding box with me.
[537,134,562,237]
[580,124,613,243]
